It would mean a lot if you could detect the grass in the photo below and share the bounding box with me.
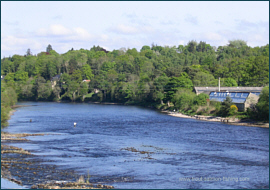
[84,92,94,98]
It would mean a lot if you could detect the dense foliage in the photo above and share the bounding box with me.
[1,81,17,127]
[1,40,269,122]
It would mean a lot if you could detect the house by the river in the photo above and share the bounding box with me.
[194,87,263,111]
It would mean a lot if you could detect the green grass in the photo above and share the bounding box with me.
[84,92,94,98]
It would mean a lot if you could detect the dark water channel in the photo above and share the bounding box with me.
[2,102,269,189]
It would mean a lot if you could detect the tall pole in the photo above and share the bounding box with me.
[218,77,220,92]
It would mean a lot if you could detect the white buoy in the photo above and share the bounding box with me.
[74,122,77,127]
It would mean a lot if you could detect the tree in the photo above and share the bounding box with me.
[46,44,53,53]
[14,71,28,82]
[222,78,238,87]
[173,89,196,111]
[187,40,197,53]
[193,72,217,87]
[26,48,32,56]
[255,86,269,121]
[193,93,209,106]
[218,96,233,117]
[152,75,169,104]
[165,76,193,102]
[152,45,163,53]
[197,41,207,52]
[1,81,17,127]
[34,76,52,100]
[228,40,247,49]
[21,79,35,100]
[82,64,94,80]
[140,45,151,52]
[68,58,78,74]
[71,70,83,83]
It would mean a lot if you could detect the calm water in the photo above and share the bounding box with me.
[3,102,269,189]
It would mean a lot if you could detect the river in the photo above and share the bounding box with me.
[2,102,269,189]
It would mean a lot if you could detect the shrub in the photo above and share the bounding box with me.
[218,96,233,117]
[193,93,209,106]
[255,86,269,121]
[229,104,238,116]
[173,89,195,111]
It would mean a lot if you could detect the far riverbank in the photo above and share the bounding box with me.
[9,101,269,129]
[163,110,269,128]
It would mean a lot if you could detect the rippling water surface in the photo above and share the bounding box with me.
[3,102,269,189]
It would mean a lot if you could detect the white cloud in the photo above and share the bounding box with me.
[3,20,20,26]
[70,27,93,41]
[35,25,95,43]
[52,15,62,20]
[36,24,72,36]
[160,20,175,25]
[111,24,139,34]
[110,24,154,35]
[178,40,185,45]
[185,14,198,25]
[1,34,43,56]
[203,32,222,41]
[235,20,269,31]
[1,35,42,51]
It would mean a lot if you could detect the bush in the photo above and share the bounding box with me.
[1,105,9,127]
[173,89,195,111]
[228,104,238,116]
[193,93,209,106]
[254,86,269,121]
[218,96,233,117]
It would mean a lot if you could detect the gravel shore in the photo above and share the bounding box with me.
[163,111,269,128]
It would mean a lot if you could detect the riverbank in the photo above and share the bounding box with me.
[1,132,114,189]
[163,111,269,128]
[90,101,269,128]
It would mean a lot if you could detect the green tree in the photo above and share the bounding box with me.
[255,86,269,121]
[218,96,233,117]
[81,64,94,80]
[152,75,169,104]
[46,44,53,53]
[193,72,217,87]
[187,40,197,53]
[228,40,247,49]
[14,71,28,82]
[222,78,238,87]
[140,45,151,52]
[173,89,196,111]
[26,48,32,56]
[71,70,83,83]
[193,93,209,106]
[68,58,78,74]
[165,76,193,102]
[34,76,52,100]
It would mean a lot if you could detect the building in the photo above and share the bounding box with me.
[50,74,61,89]
[209,91,260,111]
[194,87,263,96]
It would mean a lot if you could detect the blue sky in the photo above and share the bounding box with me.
[1,1,269,57]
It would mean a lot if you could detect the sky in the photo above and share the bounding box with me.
[1,1,269,58]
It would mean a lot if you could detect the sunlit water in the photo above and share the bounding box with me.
[3,102,269,189]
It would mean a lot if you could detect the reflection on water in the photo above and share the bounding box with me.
[3,102,269,189]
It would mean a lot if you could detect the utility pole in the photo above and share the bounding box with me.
[218,77,220,92]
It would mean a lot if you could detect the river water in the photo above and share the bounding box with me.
[2,102,269,189]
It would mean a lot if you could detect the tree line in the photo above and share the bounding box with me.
[1,40,269,124]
